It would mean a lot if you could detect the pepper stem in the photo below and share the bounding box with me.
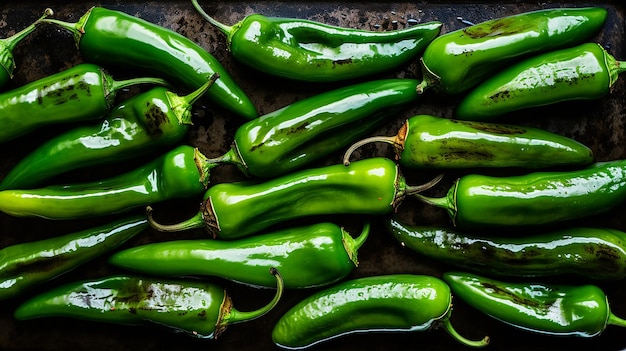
[441,317,490,348]
[343,136,401,166]
[404,174,445,196]
[607,311,626,329]
[191,0,233,36]
[220,267,284,326]
[145,206,204,232]
[109,76,170,94]
[40,7,91,46]
[167,72,220,125]
[342,222,370,266]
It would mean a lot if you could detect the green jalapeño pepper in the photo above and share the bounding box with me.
[456,43,626,120]
[0,145,209,220]
[147,157,442,239]
[272,274,489,349]
[414,159,626,228]
[0,216,147,300]
[0,8,53,88]
[387,218,626,280]
[14,269,284,339]
[42,7,256,119]
[0,74,218,191]
[0,63,168,143]
[343,114,593,169]
[416,7,607,95]
[110,222,368,289]
[192,0,441,82]
[199,79,421,180]
[443,271,626,338]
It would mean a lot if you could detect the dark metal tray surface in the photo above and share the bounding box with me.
[0,1,625,350]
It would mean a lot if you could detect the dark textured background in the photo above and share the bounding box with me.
[0,1,625,350]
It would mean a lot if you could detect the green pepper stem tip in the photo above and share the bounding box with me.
[441,317,490,348]
[183,72,220,105]
[2,7,54,52]
[191,0,233,36]
[223,267,284,325]
[343,136,400,166]
[607,311,626,329]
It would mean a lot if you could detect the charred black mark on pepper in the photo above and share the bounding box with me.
[480,281,553,310]
[144,101,168,137]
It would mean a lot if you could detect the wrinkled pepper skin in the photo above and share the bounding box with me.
[204,79,422,180]
[0,63,167,142]
[417,7,607,95]
[415,159,626,228]
[272,274,489,349]
[0,74,217,191]
[443,272,626,337]
[15,269,284,339]
[387,218,626,280]
[193,0,441,82]
[0,8,52,88]
[456,43,626,120]
[0,145,208,220]
[43,7,257,119]
[149,157,405,239]
[110,222,369,289]
[344,114,593,169]
[0,216,147,300]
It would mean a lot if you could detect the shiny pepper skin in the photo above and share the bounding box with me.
[387,218,626,280]
[0,145,209,220]
[0,63,167,143]
[42,7,257,119]
[271,274,489,349]
[416,7,607,95]
[415,159,626,228]
[0,74,217,191]
[343,114,593,169]
[444,271,626,338]
[110,222,369,289]
[0,216,147,300]
[192,0,441,82]
[14,269,284,339]
[456,43,626,120]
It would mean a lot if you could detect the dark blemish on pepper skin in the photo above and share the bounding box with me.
[332,58,353,66]
[144,102,168,137]
[462,18,532,39]
[480,281,552,310]
[128,307,137,314]
[452,119,527,135]
[249,141,265,153]
[198,310,207,320]
[9,254,71,275]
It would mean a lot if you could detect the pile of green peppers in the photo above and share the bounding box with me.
[1,2,626,351]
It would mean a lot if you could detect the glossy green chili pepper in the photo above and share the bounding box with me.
[272,274,489,349]
[0,74,218,191]
[0,215,147,300]
[0,145,209,220]
[110,222,368,289]
[42,7,256,119]
[416,7,607,95]
[443,271,626,338]
[192,0,441,82]
[414,159,626,228]
[14,269,284,339]
[387,218,626,280]
[343,114,593,169]
[199,79,421,180]
[0,8,53,88]
[147,157,441,239]
[0,63,168,142]
[456,43,626,120]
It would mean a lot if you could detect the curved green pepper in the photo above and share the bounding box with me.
[0,145,209,220]
[147,157,440,239]
[416,7,607,95]
[42,7,257,119]
[272,274,489,349]
[456,43,626,120]
[14,269,284,339]
[0,215,147,300]
[200,79,421,180]
[387,218,626,280]
[0,74,218,191]
[343,114,593,169]
[414,159,626,228]
[110,222,368,289]
[443,271,626,338]
[0,63,168,143]
[0,8,53,88]
[192,0,441,82]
